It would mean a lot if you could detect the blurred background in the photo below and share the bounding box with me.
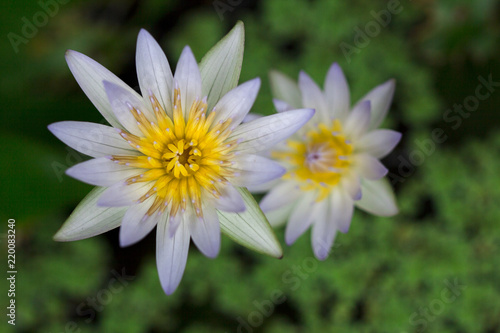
[1,0,499,332]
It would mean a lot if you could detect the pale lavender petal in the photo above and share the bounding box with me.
[299,71,329,122]
[273,98,294,113]
[354,79,395,130]
[260,181,301,212]
[66,157,139,186]
[174,46,202,119]
[311,197,336,260]
[119,199,161,247]
[355,179,398,216]
[354,153,388,180]
[97,181,153,207]
[156,216,190,295]
[188,202,220,258]
[330,188,354,234]
[269,70,302,108]
[285,192,319,245]
[324,63,350,121]
[357,129,402,158]
[212,183,245,213]
[228,154,286,187]
[344,100,371,139]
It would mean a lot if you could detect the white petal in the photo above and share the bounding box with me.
[212,78,261,128]
[285,191,318,245]
[311,198,336,260]
[98,181,153,207]
[103,80,152,137]
[53,187,127,241]
[341,171,362,201]
[188,202,220,258]
[136,29,174,118]
[47,121,140,158]
[269,70,302,108]
[330,188,354,234]
[65,50,142,128]
[299,71,329,122]
[168,213,183,238]
[324,63,350,121]
[354,153,388,180]
[218,187,282,258]
[174,46,202,119]
[265,203,295,228]
[231,108,315,154]
[344,100,371,139]
[119,199,161,247]
[228,154,286,187]
[260,181,301,212]
[242,113,263,123]
[357,129,402,158]
[354,79,395,130]
[156,216,190,295]
[247,178,280,194]
[66,157,139,186]
[355,178,398,216]
[199,21,244,110]
[273,98,294,113]
[212,183,245,213]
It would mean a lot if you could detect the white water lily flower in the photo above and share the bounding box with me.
[48,22,314,294]
[259,63,402,260]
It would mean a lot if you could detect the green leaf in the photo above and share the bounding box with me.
[53,186,127,241]
[217,187,283,258]
[199,21,245,110]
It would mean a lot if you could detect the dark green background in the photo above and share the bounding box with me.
[0,0,499,332]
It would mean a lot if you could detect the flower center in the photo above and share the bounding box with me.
[110,86,238,218]
[273,120,353,200]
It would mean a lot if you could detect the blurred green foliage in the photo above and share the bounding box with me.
[0,0,499,332]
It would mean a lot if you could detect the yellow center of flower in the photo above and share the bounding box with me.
[111,87,238,218]
[273,120,353,201]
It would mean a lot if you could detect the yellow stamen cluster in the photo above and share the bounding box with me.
[111,87,238,218]
[273,120,353,201]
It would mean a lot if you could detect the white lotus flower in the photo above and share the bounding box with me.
[48,22,314,294]
[259,63,402,260]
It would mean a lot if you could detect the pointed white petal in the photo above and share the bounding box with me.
[273,98,294,113]
[357,129,402,158]
[354,79,395,130]
[188,202,220,258]
[260,181,301,212]
[299,71,329,122]
[218,187,282,258]
[48,121,140,158]
[228,154,286,187]
[355,178,398,216]
[119,199,162,247]
[344,100,371,139]
[242,113,263,123]
[53,187,127,241]
[66,157,139,186]
[354,153,388,180]
[156,216,190,295]
[103,81,151,137]
[231,108,315,154]
[265,203,294,228]
[97,181,153,207]
[199,21,244,110]
[247,178,280,194]
[285,191,318,245]
[168,213,183,237]
[341,171,362,201]
[324,63,350,121]
[136,29,174,117]
[330,188,354,234]
[174,46,202,119]
[269,70,302,108]
[311,197,336,260]
[212,78,260,128]
[65,50,143,128]
[212,183,245,213]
